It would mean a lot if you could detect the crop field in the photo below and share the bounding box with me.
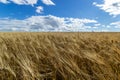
[0,32,120,80]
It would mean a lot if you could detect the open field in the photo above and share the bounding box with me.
[0,32,120,80]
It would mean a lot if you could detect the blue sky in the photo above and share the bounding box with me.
[0,0,120,32]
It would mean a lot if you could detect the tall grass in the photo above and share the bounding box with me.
[0,32,120,80]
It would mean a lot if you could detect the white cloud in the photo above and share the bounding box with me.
[0,0,55,6]
[94,23,101,26]
[101,29,109,32]
[36,6,43,14]
[0,18,29,31]
[110,21,120,28]
[41,0,55,5]
[0,0,55,14]
[0,0,9,3]
[0,15,98,32]
[0,0,38,5]
[93,0,120,17]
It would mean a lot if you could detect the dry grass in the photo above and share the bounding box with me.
[0,32,120,80]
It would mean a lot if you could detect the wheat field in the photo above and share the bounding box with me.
[0,32,120,80]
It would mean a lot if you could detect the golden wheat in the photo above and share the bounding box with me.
[0,32,119,80]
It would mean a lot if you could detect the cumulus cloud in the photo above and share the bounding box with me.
[41,0,55,5]
[0,0,38,5]
[0,0,55,13]
[36,6,43,14]
[0,0,9,3]
[25,15,98,31]
[0,18,29,31]
[0,0,55,6]
[93,0,120,17]
[94,23,101,26]
[0,15,99,32]
[110,21,120,28]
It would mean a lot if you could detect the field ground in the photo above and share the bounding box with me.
[0,32,120,80]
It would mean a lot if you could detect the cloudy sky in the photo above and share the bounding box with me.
[0,0,120,32]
